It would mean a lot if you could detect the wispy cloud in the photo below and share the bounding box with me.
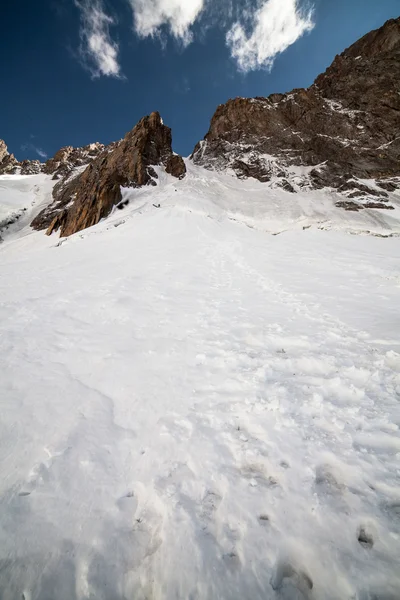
[21,143,48,160]
[75,0,123,78]
[127,0,205,45]
[226,0,315,72]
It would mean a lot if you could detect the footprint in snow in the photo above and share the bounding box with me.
[314,463,346,494]
[258,514,270,527]
[201,490,222,522]
[270,556,313,600]
[222,550,241,571]
[357,525,374,549]
[18,462,51,497]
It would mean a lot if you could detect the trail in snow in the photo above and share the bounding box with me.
[0,166,400,599]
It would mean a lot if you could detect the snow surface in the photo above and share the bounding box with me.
[1,164,400,599]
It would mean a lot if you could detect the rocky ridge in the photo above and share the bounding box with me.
[0,140,41,175]
[31,112,186,237]
[192,17,400,210]
[1,18,399,238]
[0,139,107,178]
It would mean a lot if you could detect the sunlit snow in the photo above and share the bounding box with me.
[0,163,400,599]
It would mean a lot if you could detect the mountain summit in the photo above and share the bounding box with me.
[192,17,400,206]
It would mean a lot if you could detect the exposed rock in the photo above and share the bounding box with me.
[42,142,106,179]
[20,160,42,175]
[0,140,19,174]
[377,180,398,192]
[335,200,363,211]
[191,18,400,208]
[0,140,8,163]
[279,179,296,193]
[32,112,186,237]
[165,154,186,179]
[364,201,394,210]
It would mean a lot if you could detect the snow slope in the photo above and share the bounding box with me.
[0,165,400,599]
[0,173,53,241]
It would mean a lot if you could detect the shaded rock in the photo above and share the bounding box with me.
[46,211,68,236]
[165,154,186,179]
[335,200,363,211]
[377,180,398,192]
[20,160,42,175]
[34,112,185,237]
[364,201,395,209]
[279,179,296,193]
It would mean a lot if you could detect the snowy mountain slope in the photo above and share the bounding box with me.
[116,162,400,236]
[0,174,53,242]
[1,166,400,599]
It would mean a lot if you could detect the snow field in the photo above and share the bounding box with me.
[0,165,400,599]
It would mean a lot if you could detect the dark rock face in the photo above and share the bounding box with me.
[32,112,186,237]
[165,154,186,179]
[192,18,400,200]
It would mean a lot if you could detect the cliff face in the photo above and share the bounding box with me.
[0,140,20,174]
[31,112,186,237]
[192,18,400,205]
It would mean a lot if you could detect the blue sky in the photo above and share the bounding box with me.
[1,0,398,160]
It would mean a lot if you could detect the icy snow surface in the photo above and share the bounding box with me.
[0,164,400,599]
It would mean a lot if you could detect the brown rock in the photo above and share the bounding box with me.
[42,142,105,179]
[0,140,19,174]
[33,112,186,237]
[20,160,42,175]
[364,201,394,210]
[165,154,186,179]
[335,200,363,211]
[191,17,400,210]
[377,180,398,192]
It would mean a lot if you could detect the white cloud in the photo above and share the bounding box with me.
[21,143,48,160]
[75,0,122,78]
[226,0,315,72]
[35,147,48,159]
[127,0,205,45]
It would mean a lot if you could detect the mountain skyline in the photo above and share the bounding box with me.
[1,0,399,162]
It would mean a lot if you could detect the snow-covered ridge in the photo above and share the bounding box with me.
[1,161,400,246]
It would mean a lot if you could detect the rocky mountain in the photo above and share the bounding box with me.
[1,18,399,238]
[192,17,400,210]
[42,142,107,180]
[0,138,106,178]
[0,140,41,175]
[31,112,186,237]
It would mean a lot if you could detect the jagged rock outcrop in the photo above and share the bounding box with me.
[32,112,186,237]
[0,140,46,175]
[42,142,106,179]
[0,138,106,178]
[0,140,19,174]
[192,17,400,206]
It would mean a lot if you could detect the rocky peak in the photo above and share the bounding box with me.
[0,139,8,163]
[192,17,400,208]
[42,142,106,179]
[0,139,19,174]
[31,112,186,237]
